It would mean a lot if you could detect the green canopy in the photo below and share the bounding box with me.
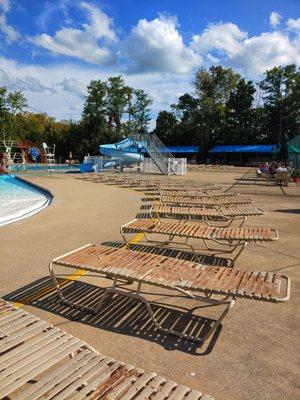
[288,144,300,154]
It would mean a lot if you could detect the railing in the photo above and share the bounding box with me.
[133,133,175,174]
[142,157,187,175]
[133,133,174,160]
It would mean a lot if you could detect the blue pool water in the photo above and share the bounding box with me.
[8,164,79,172]
[0,175,52,226]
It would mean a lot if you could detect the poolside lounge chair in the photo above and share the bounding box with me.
[0,299,212,399]
[150,205,266,226]
[275,171,291,186]
[158,184,224,192]
[158,195,254,207]
[121,219,279,263]
[159,190,239,198]
[49,244,290,343]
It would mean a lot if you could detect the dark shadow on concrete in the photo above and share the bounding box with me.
[274,209,300,215]
[4,276,222,356]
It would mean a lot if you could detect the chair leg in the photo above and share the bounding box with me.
[49,262,103,313]
[90,282,236,343]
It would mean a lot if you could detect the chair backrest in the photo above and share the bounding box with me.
[276,171,290,181]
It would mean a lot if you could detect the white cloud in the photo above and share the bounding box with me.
[56,78,87,98]
[191,22,247,58]
[191,22,300,76]
[0,55,192,124]
[286,18,300,32]
[0,14,19,43]
[36,0,72,31]
[0,0,19,43]
[269,12,281,28]
[0,68,56,93]
[231,32,299,76]
[80,1,117,41]
[0,0,10,13]
[28,2,117,65]
[125,15,201,74]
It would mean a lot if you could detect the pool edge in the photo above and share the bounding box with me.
[0,175,53,227]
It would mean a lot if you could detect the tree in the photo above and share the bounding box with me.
[194,66,240,109]
[224,78,256,144]
[171,94,199,124]
[7,91,27,116]
[81,79,109,156]
[154,111,178,145]
[131,89,153,133]
[106,76,128,133]
[259,64,300,143]
[171,94,201,147]
[0,87,8,135]
[193,66,241,158]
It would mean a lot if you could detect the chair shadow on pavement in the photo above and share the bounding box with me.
[4,275,223,356]
[274,208,300,215]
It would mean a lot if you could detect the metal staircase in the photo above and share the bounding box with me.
[133,133,175,175]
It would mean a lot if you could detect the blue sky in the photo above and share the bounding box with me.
[0,0,299,124]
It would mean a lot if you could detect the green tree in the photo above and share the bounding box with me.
[131,89,153,133]
[224,78,256,144]
[7,91,28,138]
[106,76,128,133]
[194,66,240,109]
[81,79,109,156]
[154,111,178,145]
[259,64,300,143]
[7,91,27,116]
[0,87,8,135]
[171,94,201,147]
[193,66,240,158]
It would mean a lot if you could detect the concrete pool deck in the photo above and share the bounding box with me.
[0,170,299,400]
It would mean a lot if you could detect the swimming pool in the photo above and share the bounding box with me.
[8,164,80,173]
[0,175,52,226]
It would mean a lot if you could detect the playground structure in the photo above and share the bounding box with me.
[0,139,49,164]
[0,139,57,174]
[81,132,187,175]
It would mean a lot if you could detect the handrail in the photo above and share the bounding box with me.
[133,133,175,160]
[132,133,175,174]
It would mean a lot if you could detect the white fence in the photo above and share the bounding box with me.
[142,158,187,175]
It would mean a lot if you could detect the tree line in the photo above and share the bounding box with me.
[0,76,153,161]
[155,64,299,160]
[0,65,299,162]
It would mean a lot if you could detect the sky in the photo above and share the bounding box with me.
[0,0,299,126]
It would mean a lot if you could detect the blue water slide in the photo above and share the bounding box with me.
[80,137,146,172]
[99,137,144,162]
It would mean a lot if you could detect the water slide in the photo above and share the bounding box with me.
[80,133,174,174]
[99,138,144,163]
[80,137,144,172]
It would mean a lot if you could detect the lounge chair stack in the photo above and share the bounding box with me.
[47,173,290,345]
[1,173,291,399]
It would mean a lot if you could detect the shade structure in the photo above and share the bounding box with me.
[209,145,277,153]
[167,146,200,154]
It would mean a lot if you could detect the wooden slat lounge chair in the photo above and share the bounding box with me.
[150,205,266,226]
[159,190,238,198]
[49,244,290,343]
[158,184,224,192]
[159,195,254,207]
[0,300,212,399]
[275,171,291,186]
[121,219,279,263]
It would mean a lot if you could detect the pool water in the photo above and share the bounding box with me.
[0,175,52,226]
